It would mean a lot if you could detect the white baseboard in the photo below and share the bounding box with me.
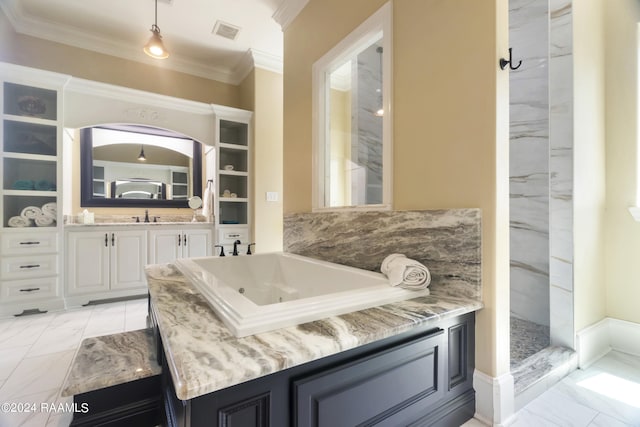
[473,370,516,426]
[577,317,640,368]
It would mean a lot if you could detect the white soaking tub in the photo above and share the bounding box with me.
[174,252,430,337]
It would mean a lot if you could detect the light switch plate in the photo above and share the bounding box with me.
[266,192,279,202]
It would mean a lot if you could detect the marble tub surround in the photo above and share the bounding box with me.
[146,263,482,401]
[61,328,161,397]
[64,213,210,225]
[283,209,481,300]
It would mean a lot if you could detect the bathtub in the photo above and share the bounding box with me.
[174,252,430,337]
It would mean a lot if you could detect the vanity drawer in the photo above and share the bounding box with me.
[1,254,58,279]
[217,227,249,244]
[1,277,59,302]
[1,232,59,255]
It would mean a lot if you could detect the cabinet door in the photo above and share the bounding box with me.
[182,230,212,259]
[294,330,445,427]
[148,229,181,264]
[110,230,148,290]
[67,231,109,295]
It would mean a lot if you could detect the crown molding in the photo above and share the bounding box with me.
[0,0,283,86]
[272,0,310,30]
[234,48,283,84]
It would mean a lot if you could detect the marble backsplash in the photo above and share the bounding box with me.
[64,213,210,224]
[283,209,481,300]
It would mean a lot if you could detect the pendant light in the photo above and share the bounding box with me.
[143,0,169,59]
[138,146,147,161]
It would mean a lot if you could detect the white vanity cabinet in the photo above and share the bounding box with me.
[0,231,62,315]
[148,228,212,264]
[66,229,148,305]
[0,64,69,316]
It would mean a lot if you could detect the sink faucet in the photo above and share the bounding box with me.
[144,209,150,223]
[232,240,241,256]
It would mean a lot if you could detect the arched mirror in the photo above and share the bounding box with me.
[79,124,202,208]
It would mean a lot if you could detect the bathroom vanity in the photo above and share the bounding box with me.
[64,222,212,307]
[146,263,481,427]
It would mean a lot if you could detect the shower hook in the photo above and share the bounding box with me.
[499,48,522,70]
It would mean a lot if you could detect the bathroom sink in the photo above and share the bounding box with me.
[174,252,430,337]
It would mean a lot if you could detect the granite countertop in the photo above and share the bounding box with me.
[146,263,483,401]
[61,329,161,397]
[64,222,213,229]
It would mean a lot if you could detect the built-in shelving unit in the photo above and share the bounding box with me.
[212,108,253,254]
[0,63,69,316]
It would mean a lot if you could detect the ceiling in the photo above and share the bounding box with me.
[0,0,306,84]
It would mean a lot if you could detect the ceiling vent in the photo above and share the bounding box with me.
[212,20,241,41]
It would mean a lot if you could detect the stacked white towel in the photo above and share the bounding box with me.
[41,202,57,219]
[21,206,42,219]
[7,202,57,228]
[380,254,431,291]
[7,216,30,227]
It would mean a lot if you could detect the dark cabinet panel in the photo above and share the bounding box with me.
[157,309,476,427]
[294,330,444,427]
[218,392,270,427]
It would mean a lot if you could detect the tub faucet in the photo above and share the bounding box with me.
[232,240,241,256]
[247,243,255,255]
[214,245,226,257]
[144,209,150,223]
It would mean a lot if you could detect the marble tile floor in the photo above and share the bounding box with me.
[1,298,638,427]
[464,350,640,426]
[511,315,551,367]
[0,297,148,427]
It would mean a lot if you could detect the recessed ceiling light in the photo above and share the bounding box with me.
[212,20,241,41]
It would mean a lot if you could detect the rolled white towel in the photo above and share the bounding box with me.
[41,202,57,219]
[34,214,55,227]
[380,254,431,290]
[8,216,31,227]
[21,206,42,219]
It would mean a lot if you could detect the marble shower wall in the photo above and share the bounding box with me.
[509,0,575,348]
[549,0,574,348]
[509,0,551,327]
[353,43,384,205]
[283,209,481,300]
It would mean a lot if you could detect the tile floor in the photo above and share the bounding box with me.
[0,298,148,427]
[0,299,638,427]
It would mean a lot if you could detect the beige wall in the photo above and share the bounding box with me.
[573,0,607,332]
[239,68,284,252]
[0,9,241,108]
[604,0,640,325]
[283,0,510,376]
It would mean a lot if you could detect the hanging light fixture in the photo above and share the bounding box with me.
[143,0,169,59]
[374,46,384,117]
[138,145,147,161]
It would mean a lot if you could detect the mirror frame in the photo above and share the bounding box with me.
[80,127,202,208]
[311,2,392,211]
